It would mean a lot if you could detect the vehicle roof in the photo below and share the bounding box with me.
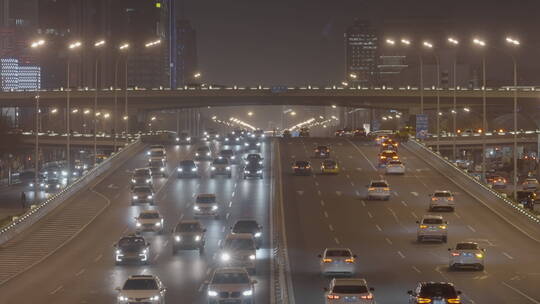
[133,186,152,190]
[197,193,216,198]
[325,247,352,252]
[226,233,255,240]
[140,209,159,215]
[421,214,443,220]
[434,190,452,194]
[419,281,455,287]
[332,278,368,286]
[214,267,249,275]
[179,219,201,225]
[370,179,388,183]
[127,274,157,279]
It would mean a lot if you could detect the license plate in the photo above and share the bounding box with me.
[344,296,358,302]
[434,300,445,304]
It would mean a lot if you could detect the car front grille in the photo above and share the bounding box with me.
[218,291,242,298]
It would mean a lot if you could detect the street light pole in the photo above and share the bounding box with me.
[93,40,105,166]
[506,37,520,200]
[448,37,459,160]
[67,41,82,178]
[473,38,487,181]
[423,41,439,151]
[30,39,45,197]
[113,57,119,152]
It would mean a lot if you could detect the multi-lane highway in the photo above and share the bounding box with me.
[0,139,271,303]
[280,137,540,304]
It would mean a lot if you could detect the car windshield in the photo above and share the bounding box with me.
[177,223,201,232]
[134,170,149,177]
[197,147,209,152]
[381,151,396,157]
[323,160,336,166]
[212,272,250,284]
[419,284,458,298]
[123,279,158,290]
[150,151,164,157]
[149,161,164,167]
[247,154,261,160]
[180,161,195,166]
[326,250,351,257]
[434,192,452,197]
[233,221,258,233]
[422,218,443,225]
[295,161,309,167]
[456,243,479,250]
[213,158,228,165]
[225,238,255,250]
[220,150,233,156]
[118,237,145,247]
[134,187,152,194]
[317,146,328,150]
[196,196,216,204]
[246,164,262,170]
[140,212,159,219]
[371,182,388,188]
[332,285,368,294]
[389,161,402,165]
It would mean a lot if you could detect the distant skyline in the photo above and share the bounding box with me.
[186,0,539,86]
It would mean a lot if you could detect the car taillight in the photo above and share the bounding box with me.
[292,166,298,169]
[315,149,319,152]
[419,225,428,229]
[448,197,454,201]
[451,252,460,257]
[383,187,390,191]
[323,258,333,263]
[439,225,447,229]
[417,298,432,303]
[447,298,461,304]
[327,294,340,300]
[360,293,373,300]
[431,197,438,201]
[392,156,398,159]
[368,188,375,191]
[345,258,355,263]
[380,156,385,159]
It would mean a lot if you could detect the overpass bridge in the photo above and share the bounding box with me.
[17,133,124,148]
[1,86,539,111]
[423,132,539,149]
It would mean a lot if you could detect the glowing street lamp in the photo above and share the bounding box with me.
[473,37,487,180]
[505,36,521,200]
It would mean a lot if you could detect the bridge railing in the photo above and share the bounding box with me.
[0,139,143,245]
[405,139,540,242]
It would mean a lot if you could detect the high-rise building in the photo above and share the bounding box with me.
[176,19,197,86]
[0,58,40,91]
[344,19,378,86]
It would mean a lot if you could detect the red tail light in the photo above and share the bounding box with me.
[361,293,373,300]
[327,294,340,300]
[451,252,460,257]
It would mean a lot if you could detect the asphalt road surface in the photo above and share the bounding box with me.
[0,139,271,304]
[280,137,540,304]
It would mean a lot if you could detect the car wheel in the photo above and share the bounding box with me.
[417,236,423,243]
[478,265,485,271]
[260,176,263,179]
[244,176,247,180]
[442,236,447,243]
[228,174,232,178]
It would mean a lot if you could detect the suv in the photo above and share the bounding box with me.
[176,132,192,145]
[417,215,448,243]
[429,191,455,211]
[231,219,262,244]
[211,157,232,178]
[172,220,206,254]
[325,278,375,304]
[219,149,237,163]
[194,194,219,218]
[148,159,167,177]
[244,138,261,151]
[177,160,199,178]
[116,275,166,304]
[407,282,461,304]
[245,154,264,166]
[378,150,398,166]
[292,160,312,175]
[131,168,152,188]
[448,242,485,271]
[522,177,540,190]
[207,267,257,304]
[516,190,536,210]
[220,233,258,273]
[319,248,357,276]
[148,148,166,162]
[385,160,405,175]
[243,162,263,179]
[366,180,390,200]
[113,235,150,265]
[195,146,212,160]
[131,186,155,205]
[135,210,164,233]
[314,145,330,158]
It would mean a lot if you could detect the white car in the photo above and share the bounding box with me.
[116,275,166,304]
[210,157,232,178]
[319,248,356,276]
[324,278,375,304]
[385,160,405,175]
[449,242,485,271]
[220,233,258,273]
[135,210,164,233]
[366,180,390,200]
[429,190,455,211]
[416,215,447,243]
[147,149,166,162]
[206,267,257,304]
[522,178,540,190]
[194,194,219,219]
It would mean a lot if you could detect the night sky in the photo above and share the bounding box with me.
[186,0,539,86]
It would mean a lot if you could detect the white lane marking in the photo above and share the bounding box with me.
[502,252,514,260]
[179,213,184,220]
[231,191,235,197]
[375,224,382,231]
[206,268,212,275]
[385,237,393,245]
[296,190,304,195]
[356,168,362,171]
[454,212,461,219]
[198,283,205,292]
[411,211,419,219]
[324,211,329,218]
[192,193,197,198]
[367,211,373,219]
[356,190,361,197]
[397,251,406,259]
[75,268,85,277]
[114,192,121,199]
[467,225,477,233]
[336,191,342,196]
[346,174,351,179]
[229,201,233,207]
[361,200,366,207]
[164,240,169,247]
[226,213,230,220]
[401,200,408,207]
[217,239,222,247]
[350,181,355,186]
[153,253,160,262]
[317,190,322,196]
[347,140,377,171]
[197,183,201,189]
[412,266,421,273]
[50,285,63,295]
[502,282,540,304]
[348,155,353,159]
[334,237,340,244]
[221,226,226,232]
[320,200,325,206]
[234,182,237,188]
[314,181,319,186]
[393,191,398,196]
[94,254,103,262]
[411,192,419,196]
[329,224,334,231]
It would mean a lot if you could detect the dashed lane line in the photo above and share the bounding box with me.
[93,254,103,262]
[412,266,421,273]
[411,192,419,196]
[75,268,85,277]
[411,211,419,219]
[328,224,334,232]
[467,225,477,233]
[397,251,406,259]
[502,281,540,304]
[347,139,377,171]
[401,200,408,207]
[50,285,63,295]
[375,224,382,231]
[334,237,340,245]
[385,237,393,245]
[361,200,366,207]
[502,252,514,260]
[320,200,325,206]
[324,211,329,218]
[367,211,373,219]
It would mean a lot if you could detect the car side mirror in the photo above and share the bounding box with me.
[369,287,375,291]
[323,287,329,292]
[457,291,462,295]
[115,287,121,291]
[415,221,419,224]
[353,254,357,258]
[256,246,260,250]
[252,280,258,284]
[407,290,413,295]
[317,254,322,258]
[448,248,451,251]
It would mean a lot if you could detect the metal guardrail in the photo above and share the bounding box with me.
[0,139,143,246]
[270,139,295,304]
[406,139,540,241]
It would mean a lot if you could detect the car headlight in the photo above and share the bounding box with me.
[243,290,253,296]
[136,222,141,227]
[195,153,199,156]
[177,168,183,172]
[206,152,210,156]
[221,253,230,261]
[254,232,261,238]
[208,290,218,297]
[259,161,263,164]
[160,167,164,172]
[211,167,216,170]
[244,170,249,174]
[155,222,161,226]
[475,253,484,259]
[142,248,148,254]
[226,166,231,170]
[249,254,256,260]
[235,138,239,141]
[29,183,34,187]
[244,143,249,146]
[257,170,262,174]
[212,205,218,210]
[231,156,235,160]
[45,185,49,188]
[40,183,44,187]
[118,295,128,301]
[147,195,153,199]
[191,168,197,172]
[116,249,122,255]
[176,137,180,141]
[131,179,136,183]
[133,195,138,199]
[194,206,200,211]
[186,137,191,141]
[175,235,181,242]
[256,143,261,146]
[225,138,229,141]
[150,295,160,301]
[146,179,151,183]
[147,151,151,155]
[56,184,60,188]
[195,235,201,241]
[61,171,67,176]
